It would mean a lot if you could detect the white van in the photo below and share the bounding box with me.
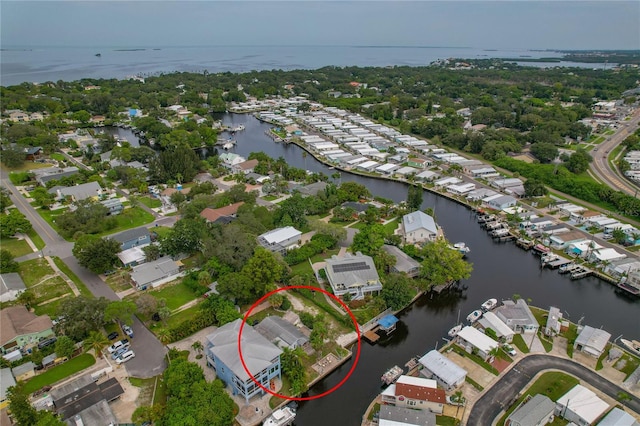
[107,339,129,354]
[115,350,135,364]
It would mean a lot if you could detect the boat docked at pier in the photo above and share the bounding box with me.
[263,406,296,426]
[450,242,470,256]
[620,338,640,356]
[481,298,497,311]
[381,365,403,386]
[466,310,483,324]
[448,324,463,338]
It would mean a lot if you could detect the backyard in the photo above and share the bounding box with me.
[22,354,96,394]
[0,237,32,257]
[18,258,73,305]
[146,279,201,311]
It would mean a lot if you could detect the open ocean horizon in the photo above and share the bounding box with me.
[0,44,599,86]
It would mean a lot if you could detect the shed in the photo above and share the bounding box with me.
[12,361,36,381]
[377,315,399,333]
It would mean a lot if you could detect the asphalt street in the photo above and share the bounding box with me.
[467,354,640,426]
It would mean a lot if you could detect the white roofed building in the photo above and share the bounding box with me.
[418,350,466,391]
[397,210,439,245]
[456,326,499,361]
[477,312,515,343]
[574,325,611,357]
[555,385,609,425]
[258,227,302,255]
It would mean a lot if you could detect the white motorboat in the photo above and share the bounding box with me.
[620,338,640,356]
[467,310,483,323]
[451,242,470,256]
[481,298,498,311]
[263,407,296,426]
[448,324,463,337]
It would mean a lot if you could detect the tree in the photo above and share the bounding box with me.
[72,235,121,274]
[523,178,548,197]
[310,316,329,352]
[84,331,109,358]
[381,273,414,310]
[161,217,208,256]
[351,224,386,256]
[406,184,423,212]
[32,187,55,208]
[337,181,371,202]
[0,209,33,237]
[54,335,75,358]
[156,328,172,345]
[280,347,307,395]
[104,300,137,326]
[0,187,13,213]
[56,296,109,341]
[191,341,203,355]
[0,249,19,273]
[7,383,65,425]
[142,244,162,261]
[1,147,26,168]
[530,142,558,163]
[169,191,187,210]
[565,148,592,174]
[135,293,159,316]
[17,290,35,309]
[418,239,473,289]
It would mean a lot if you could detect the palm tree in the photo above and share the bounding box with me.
[191,341,204,355]
[175,173,183,185]
[84,331,109,359]
[156,328,171,345]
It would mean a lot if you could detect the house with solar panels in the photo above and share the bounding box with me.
[324,252,382,300]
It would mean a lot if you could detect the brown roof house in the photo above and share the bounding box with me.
[232,159,259,175]
[0,306,54,354]
[199,202,245,224]
[381,375,446,414]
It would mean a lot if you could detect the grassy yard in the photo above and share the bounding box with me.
[530,306,548,327]
[134,195,162,209]
[538,332,554,352]
[23,354,96,394]
[52,257,93,297]
[0,237,33,257]
[94,207,155,238]
[130,375,167,406]
[27,229,46,250]
[2,162,51,173]
[246,307,284,324]
[156,303,202,330]
[512,334,530,353]
[33,297,65,318]
[104,270,133,293]
[614,353,640,379]
[465,376,484,391]
[451,345,498,375]
[50,153,66,162]
[152,226,172,239]
[497,372,579,426]
[147,280,200,311]
[596,343,612,370]
[436,416,460,426]
[19,258,73,304]
[563,323,578,358]
[261,195,280,202]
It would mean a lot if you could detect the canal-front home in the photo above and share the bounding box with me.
[397,210,439,245]
[205,319,282,403]
[455,326,499,362]
[324,252,382,300]
[573,325,611,358]
[418,350,467,391]
[381,375,446,414]
[494,299,539,334]
[477,312,515,343]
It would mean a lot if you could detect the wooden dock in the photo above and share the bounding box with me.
[545,258,573,269]
[364,326,381,343]
[515,238,535,250]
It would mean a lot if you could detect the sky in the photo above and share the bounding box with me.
[1,1,639,50]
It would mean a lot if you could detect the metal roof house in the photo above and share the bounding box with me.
[506,394,555,426]
[398,210,439,245]
[324,252,382,301]
[477,312,515,343]
[254,316,309,350]
[574,325,611,357]
[456,326,499,361]
[597,408,640,426]
[0,273,26,303]
[378,405,437,426]
[52,375,123,424]
[205,319,282,403]
[257,226,302,255]
[130,257,181,290]
[555,385,609,426]
[544,306,564,337]
[495,299,539,334]
[418,350,467,391]
[382,245,420,278]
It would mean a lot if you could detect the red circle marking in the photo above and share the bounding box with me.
[238,285,361,401]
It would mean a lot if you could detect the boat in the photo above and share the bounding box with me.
[620,339,640,356]
[95,53,101,57]
[263,406,296,426]
[230,124,245,132]
[481,298,497,311]
[466,310,483,323]
[222,142,235,150]
[451,242,470,256]
[381,365,403,386]
[448,324,463,338]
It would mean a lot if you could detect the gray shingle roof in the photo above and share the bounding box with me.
[57,181,102,201]
[254,316,308,349]
[382,245,420,274]
[507,394,555,426]
[402,210,437,235]
[379,405,436,425]
[110,227,150,244]
[0,273,26,293]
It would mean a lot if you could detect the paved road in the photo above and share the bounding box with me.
[467,354,640,426]
[1,169,167,378]
[589,108,640,196]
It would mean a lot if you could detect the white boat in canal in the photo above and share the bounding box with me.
[448,324,463,337]
[263,406,296,426]
[620,339,640,356]
[451,242,470,256]
[481,298,497,311]
[466,310,483,323]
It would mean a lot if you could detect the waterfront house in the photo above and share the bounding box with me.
[205,319,282,403]
[456,326,499,361]
[447,182,476,196]
[418,350,467,391]
[381,375,446,414]
[232,159,259,175]
[0,273,26,303]
[477,312,515,343]
[130,257,181,290]
[597,408,640,426]
[505,394,555,426]
[254,316,309,350]
[378,405,437,426]
[219,152,246,168]
[555,385,609,426]
[588,247,626,264]
[567,240,604,258]
[485,194,518,211]
[51,181,102,202]
[257,227,302,255]
[395,166,419,178]
[324,252,382,301]
[407,158,430,169]
[434,177,463,188]
[0,306,54,354]
[0,368,16,404]
[544,307,566,337]
[382,245,420,278]
[200,202,245,224]
[376,163,401,175]
[574,325,611,358]
[296,182,328,197]
[12,361,36,382]
[548,231,587,250]
[111,227,151,251]
[398,210,439,245]
[416,170,440,182]
[495,300,539,334]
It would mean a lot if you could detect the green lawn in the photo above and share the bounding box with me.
[262,195,280,201]
[436,416,459,426]
[497,372,579,426]
[27,229,46,250]
[147,280,199,311]
[465,376,484,391]
[19,258,73,304]
[134,196,162,209]
[1,162,51,173]
[451,345,498,375]
[94,207,155,238]
[614,353,640,379]
[50,153,66,162]
[158,304,202,330]
[596,344,612,370]
[512,334,530,353]
[52,257,93,297]
[105,270,133,293]
[23,354,96,394]
[538,332,553,352]
[18,258,57,287]
[152,226,172,239]
[530,306,548,327]
[33,297,65,318]
[0,237,33,257]
[563,323,578,358]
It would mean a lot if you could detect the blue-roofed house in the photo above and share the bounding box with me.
[205,319,282,403]
[397,210,439,245]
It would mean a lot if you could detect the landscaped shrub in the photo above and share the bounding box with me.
[284,233,337,265]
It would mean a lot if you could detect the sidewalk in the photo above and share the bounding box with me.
[44,255,80,297]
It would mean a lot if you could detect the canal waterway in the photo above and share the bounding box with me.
[219,112,640,425]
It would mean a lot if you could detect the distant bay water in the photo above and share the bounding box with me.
[0,45,602,86]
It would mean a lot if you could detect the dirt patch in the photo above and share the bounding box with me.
[491,357,511,373]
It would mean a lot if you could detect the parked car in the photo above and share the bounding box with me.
[503,344,517,357]
[111,347,129,360]
[122,325,134,339]
[38,337,57,350]
[115,350,135,364]
[107,339,129,354]
[107,332,119,340]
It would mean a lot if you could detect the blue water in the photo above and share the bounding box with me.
[0,45,600,86]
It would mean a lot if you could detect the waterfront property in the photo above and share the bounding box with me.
[0,273,26,303]
[378,405,437,426]
[418,350,467,391]
[380,375,446,414]
[397,210,439,245]
[456,326,499,362]
[324,252,382,300]
[254,316,309,350]
[505,394,555,426]
[495,299,539,334]
[544,306,566,337]
[129,257,181,290]
[205,319,282,403]
[257,226,302,255]
[110,227,151,251]
[477,311,515,343]
[573,325,611,358]
[555,385,609,426]
[382,245,420,278]
[0,306,54,354]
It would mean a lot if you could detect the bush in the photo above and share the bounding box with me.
[284,233,337,265]
[299,311,315,329]
[280,297,292,311]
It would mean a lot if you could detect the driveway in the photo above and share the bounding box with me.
[467,354,640,426]
[124,317,168,379]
